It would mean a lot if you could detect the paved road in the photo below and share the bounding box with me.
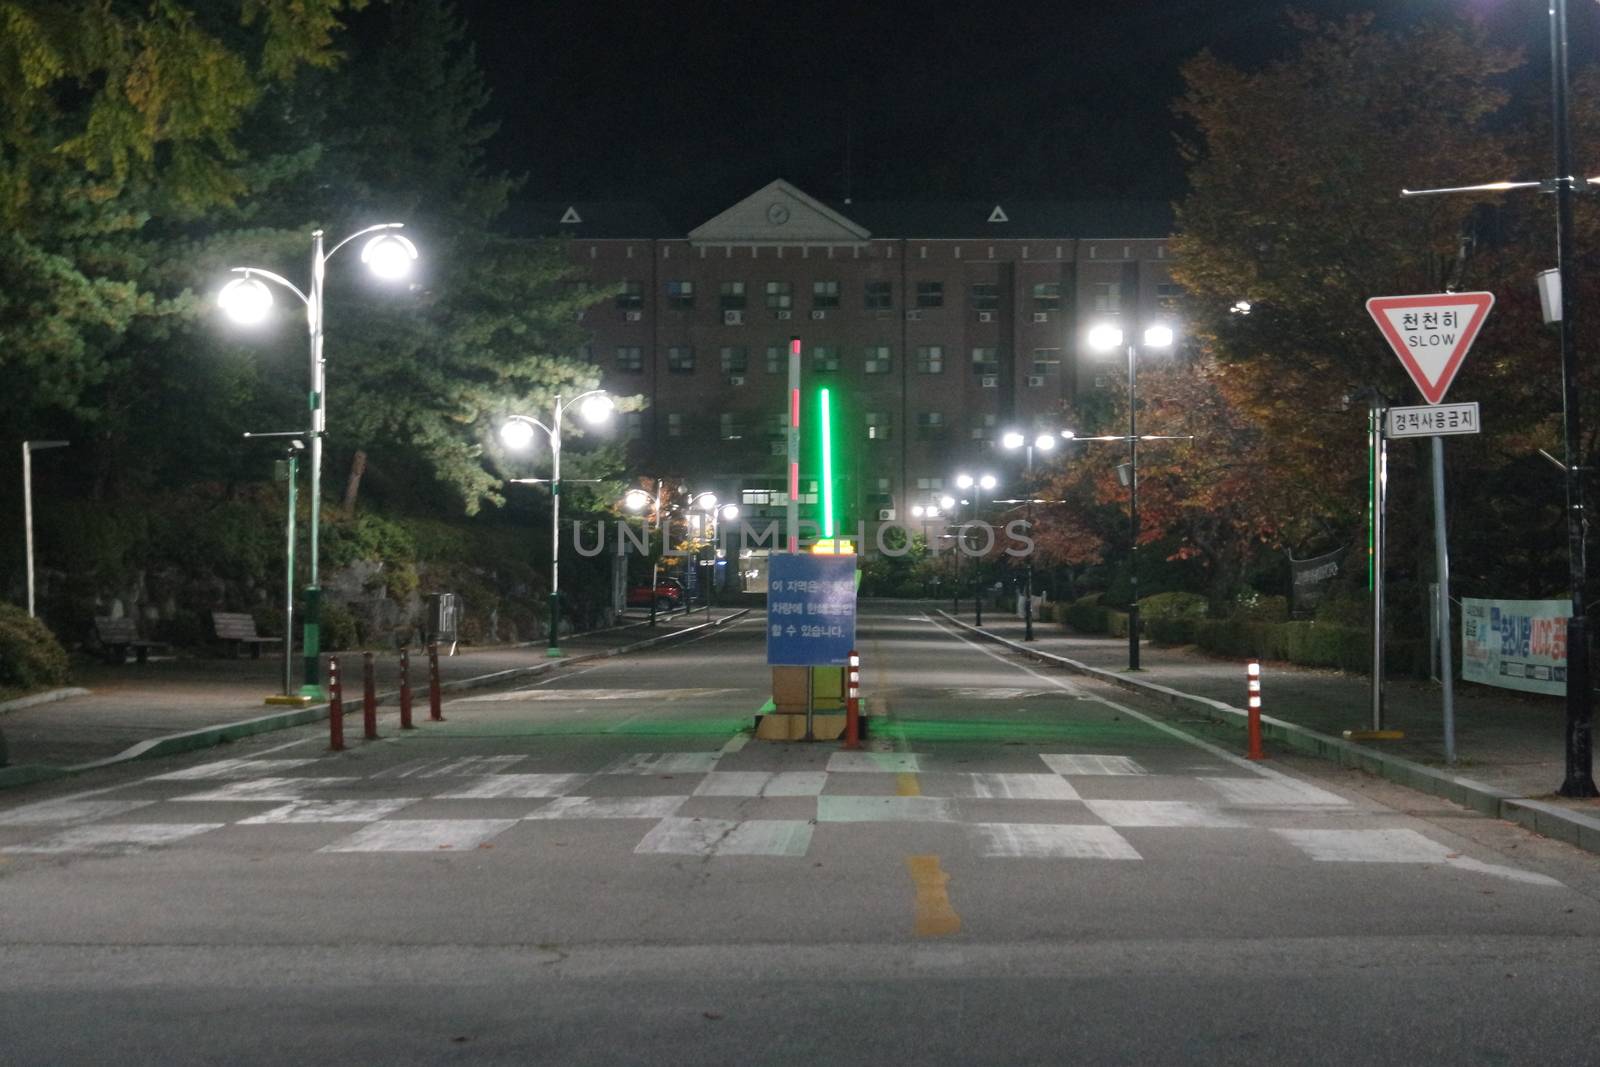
[3,603,1600,1064]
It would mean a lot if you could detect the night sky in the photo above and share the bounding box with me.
[452,0,1597,216]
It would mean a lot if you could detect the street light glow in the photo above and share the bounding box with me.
[720,503,740,521]
[360,233,419,280]
[695,492,718,511]
[624,488,650,511]
[979,474,998,491]
[578,393,614,424]
[1035,433,1057,452]
[956,473,975,490]
[1144,324,1175,348]
[500,418,537,450]
[218,277,275,325]
[1001,431,1025,450]
[939,495,956,511]
[1088,323,1124,351]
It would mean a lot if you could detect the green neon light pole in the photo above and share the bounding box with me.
[820,387,835,539]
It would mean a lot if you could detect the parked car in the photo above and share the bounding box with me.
[626,576,685,610]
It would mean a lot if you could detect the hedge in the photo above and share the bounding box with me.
[0,605,71,693]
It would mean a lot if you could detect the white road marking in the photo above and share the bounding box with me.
[817,796,955,822]
[369,756,528,779]
[0,799,157,826]
[1276,829,1563,887]
[972,823,1141,859]
[950,773,1081,800]
[150,758,320,781]
[319,819,515,853]
[605,753,721,775]
[1203,777,1349,807]
[434,773,589,799]
[827,752,924,773]
[457,687,737,703]
[1083,800,1248,828]
[173,777,357,802]
[635,817,813,857]
[525,797,687,820]
[4,823,224,855]
[1041,754,1147,777]
[693,771,828,797]
[239,799,418,824]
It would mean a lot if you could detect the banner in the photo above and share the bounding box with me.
[1288,547,1346,618]
[1461,597,1568,696]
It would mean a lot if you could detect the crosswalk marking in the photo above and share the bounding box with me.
[827,752,923,773]
[1276,828,1564,887]
[319,819,516,853]
[239,800,417,824]
[949,773,1080,800]
[972,823,1141,859]
[526,796,686,820]
[174,777,358,802]
[435,773,589,799]
[0,799,157,826]
[1040,754,1147,776]
[817,796,955,823]
[605,753,721,775]
[1204,777,1348,807]
[692,771,826,797]
[1082,800,1247,828]
[3,823,223,855]
[151,759,320,781]
[635,817,813,857]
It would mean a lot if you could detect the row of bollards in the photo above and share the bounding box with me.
[327,642,446,751]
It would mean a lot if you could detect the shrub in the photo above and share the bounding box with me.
[1230,593,1290,622]
[1146,616,1199,646]
[320,601,360,651]
[1140,591,1208,621]
[0,605,71,692]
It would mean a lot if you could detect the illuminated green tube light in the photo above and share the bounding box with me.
[820,387,834,539]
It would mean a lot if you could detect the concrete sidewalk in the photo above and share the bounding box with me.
[0,607,747,783]
[941,608,1600,857]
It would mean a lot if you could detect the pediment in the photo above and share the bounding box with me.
[688,180,871,244]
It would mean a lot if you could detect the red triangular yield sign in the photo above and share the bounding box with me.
[1365,292,1494,405]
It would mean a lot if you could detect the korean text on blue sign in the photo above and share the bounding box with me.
[766,553,858,666]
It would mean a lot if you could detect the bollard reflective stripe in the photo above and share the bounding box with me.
[1245,661,1264,761]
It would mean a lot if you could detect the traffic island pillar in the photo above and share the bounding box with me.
[327,657,344,752]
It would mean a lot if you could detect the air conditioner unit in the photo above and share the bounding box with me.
[1026,375,1046,387]
[728,375,746,386]
[775,310,792,320]
[810,310,827,320]
[981,375,998,388]
[624,310,642,322]
[906,309,922,321]
[877,509,896,522]
[723,310,744,325]
[977,311,995,323]
[1032,312,1049,323]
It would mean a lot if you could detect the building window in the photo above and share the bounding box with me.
[1032,282,1062,310]
[667,346,696,374]
[720,281,746,310]
[720,413,743,440]
[971,347,1000,376]
[742,489,773,506]
[1156,282,1183,309]
[766,345,784,375]
[1092,282,1121,313]
[970,413,998,441]
[915,346,944,374]
[916,281,944,308]
[811,346,839,373]
[970,283,999,311]
[864,281,893,310]
[765,281,792,310]
[616,346,643,372]
[863,346,891,374]
[1032,348,1061,375]
[720,346,748,375]
[667,413,684,438]
[869,477,894,510]
[915,412,946,440]
[865,411,892,441]
[616,281,643,310]
[812,280,840,309]
[623,411,643,441]
[666,280,695,309]
[915,477,944,491]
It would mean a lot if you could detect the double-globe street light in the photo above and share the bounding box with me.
[220,224,419,697]
[1001,431,1060,641]
[954,472,998,626]
[1086,322,1175,671]
[501,391,615,657]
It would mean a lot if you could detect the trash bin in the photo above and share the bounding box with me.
[426,593,460,654]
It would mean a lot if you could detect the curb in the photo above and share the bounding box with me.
[7,610,751,785]
[935,611,1600,851]
[0,688,91,716]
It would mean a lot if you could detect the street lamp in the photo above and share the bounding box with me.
[955,472,998,625]
[21,440,68,618]
[220,224,418,697]
[1002,430,1060,641]
[501,390,614,656]
[1088,321,1175,670]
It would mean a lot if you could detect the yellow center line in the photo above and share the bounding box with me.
[905,855,961,937]
[895,772,921,796]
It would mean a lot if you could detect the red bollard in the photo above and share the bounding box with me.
[398,648,414,730]
[427,641,444,722]
[843,649,862,750]
[328,656,344,751]
[1246,660,1265,760]
[362,651,378,740]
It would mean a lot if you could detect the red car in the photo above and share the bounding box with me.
[626,576,685,610]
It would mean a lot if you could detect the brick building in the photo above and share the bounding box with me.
[520,180,1179,543]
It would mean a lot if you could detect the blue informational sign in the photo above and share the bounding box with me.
[766,553,857,666]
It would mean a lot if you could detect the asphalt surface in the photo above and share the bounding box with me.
[3,602,1599,1064]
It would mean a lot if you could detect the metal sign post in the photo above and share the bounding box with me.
[1430,434,1457,763]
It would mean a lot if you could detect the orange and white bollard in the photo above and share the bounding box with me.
[1246,660,1265,760]
[398,648,414,730]
[362,651,378,740]
[427,641,444,722]
[844,649,862,750]
[328,656,345,752]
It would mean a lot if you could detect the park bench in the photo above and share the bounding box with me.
[211,611,284,659]
[93,616,167,664]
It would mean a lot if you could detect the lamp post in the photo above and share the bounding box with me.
[955,472,998,625]
[220,224,419,697]
[1002,430,1058,641]
[623,486,659,625]
[1088,322,1175,671]
[21,440,68,618]
[501,391,614,656]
